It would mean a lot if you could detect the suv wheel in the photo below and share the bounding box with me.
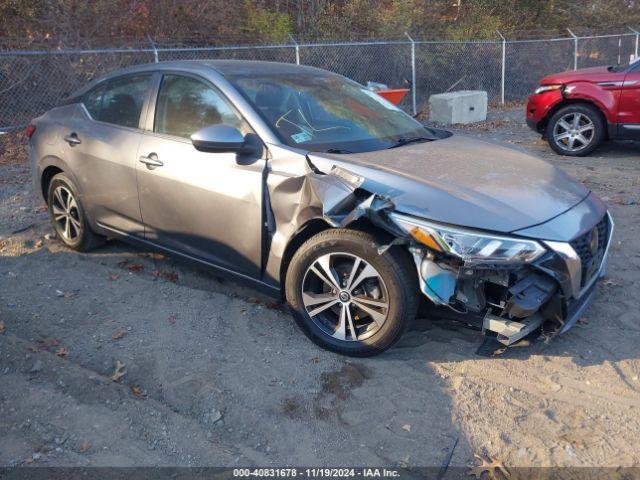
[285,229,418,356]
[47,173,104,251]
[546,104,605,156]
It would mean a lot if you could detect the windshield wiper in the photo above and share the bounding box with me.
[325,148,353,154]
[387,136,433,149]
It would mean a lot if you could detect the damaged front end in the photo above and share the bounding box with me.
[387,211,613,346]
[265,148,612,348]
[388,212,556,345]
[410,248,558,346]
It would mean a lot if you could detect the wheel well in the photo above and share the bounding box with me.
[41,166,63,203]
[278,217,401,293]
[279,219,332,292]
[541,99,608,137]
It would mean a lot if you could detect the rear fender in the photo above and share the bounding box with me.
[38,155,84,203]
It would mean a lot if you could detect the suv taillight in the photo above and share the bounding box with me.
[25,124,36,139]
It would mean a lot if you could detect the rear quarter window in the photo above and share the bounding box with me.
[82,74,151,129]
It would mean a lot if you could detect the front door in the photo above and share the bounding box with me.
[618,65,640,136]
[136,74,265,278]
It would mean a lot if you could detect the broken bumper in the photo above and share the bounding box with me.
[398,211,613,346]
[561,278,599,334]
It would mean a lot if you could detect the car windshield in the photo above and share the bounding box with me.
[609,55,640,72]
[228,72,439,153]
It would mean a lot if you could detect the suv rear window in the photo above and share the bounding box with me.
[83,74,151,128]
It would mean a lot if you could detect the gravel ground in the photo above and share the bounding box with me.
[0,108,639,471]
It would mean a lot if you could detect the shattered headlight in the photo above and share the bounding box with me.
[389,212,546,264]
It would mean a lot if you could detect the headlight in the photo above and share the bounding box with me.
[389,213,546,264]
[534,84,563,94]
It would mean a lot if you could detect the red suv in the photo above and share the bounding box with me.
[526,60,640,156]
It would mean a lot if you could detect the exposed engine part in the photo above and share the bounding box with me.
[483,312,544,346]
[455,277,486,312]
[405,244,560,347]
[503,272,557,318]
[455,268,511,308]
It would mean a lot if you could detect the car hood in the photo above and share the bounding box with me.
[541,66,621,84]
[307,134,590,235]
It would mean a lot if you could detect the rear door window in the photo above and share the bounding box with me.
[83,74,151,128]
[153,74,250,139]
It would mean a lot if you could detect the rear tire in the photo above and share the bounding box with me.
[545,104,605,156]
[47,173,104,251]
[285,229,418,356]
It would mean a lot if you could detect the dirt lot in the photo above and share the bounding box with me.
[0,108,639,472]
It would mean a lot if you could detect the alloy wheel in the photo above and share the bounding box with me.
[552,112,595,153]
[51,185,81,241]
[301,252,390,342]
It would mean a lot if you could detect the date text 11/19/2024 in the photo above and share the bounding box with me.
[233,468,401,477]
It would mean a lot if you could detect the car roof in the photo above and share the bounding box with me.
[202,59,332,77]
[68,60,335,100]
[122,59,330,76]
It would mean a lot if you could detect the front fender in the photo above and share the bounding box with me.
[563,81,619,123]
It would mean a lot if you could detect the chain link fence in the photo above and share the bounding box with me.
[1,30,639,131]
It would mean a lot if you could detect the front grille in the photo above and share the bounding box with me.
[569,215,609,288]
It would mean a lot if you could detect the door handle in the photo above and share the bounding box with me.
[63,133,81,146]
[139,153,163,169]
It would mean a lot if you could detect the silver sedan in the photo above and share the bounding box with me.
[28,61,612,356]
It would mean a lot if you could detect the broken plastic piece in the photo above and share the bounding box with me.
[409,226,443,252]
[418,256,457,305]
[483,312,543,346]
[504,272,557,318]
[330,165,364,188]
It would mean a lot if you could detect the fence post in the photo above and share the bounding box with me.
[567,28,578,70]
[618,35,622,64]
[629,27,639,60]
[405,32,417,116]
[288,33,300,65]
[497,31,506,105]
[147,34,159,63]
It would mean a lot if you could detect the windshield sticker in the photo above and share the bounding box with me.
[291,131,313,143]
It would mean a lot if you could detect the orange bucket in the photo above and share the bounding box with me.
[375,88,410,105]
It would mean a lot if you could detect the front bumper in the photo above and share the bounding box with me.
[526,118,539,131]
[549,211,613,334]
[561,278,599,334]
[526,89,564,132]
[543,211,613,301]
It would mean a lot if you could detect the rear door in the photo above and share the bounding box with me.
[617,63,640,136]
[64,74,152,234]
[136,73,266,278]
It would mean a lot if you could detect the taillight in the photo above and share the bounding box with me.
[25,124,36,139]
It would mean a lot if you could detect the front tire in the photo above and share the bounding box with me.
[47,173,104,251]
[285,229,418,357]
[545,104,605,156]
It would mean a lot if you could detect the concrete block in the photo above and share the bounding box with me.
[428,90,488,124]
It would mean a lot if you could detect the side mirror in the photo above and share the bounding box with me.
[190,125,246,153]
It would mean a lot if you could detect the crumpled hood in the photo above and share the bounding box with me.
[307,134,589,234]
